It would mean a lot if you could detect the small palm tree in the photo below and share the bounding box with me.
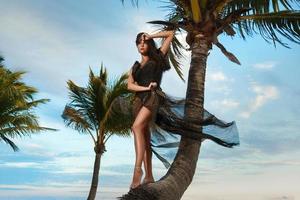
[61,64,133,200]
[119,0,300,199]
[0,56,57,152]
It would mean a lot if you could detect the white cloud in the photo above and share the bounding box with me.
[0,162,44,169]
[207,70,235,82]
[239,82,279,118]
[208,71,228,81]
[211,99,240,110]
[205,70,235,96]
[253,61,277,70]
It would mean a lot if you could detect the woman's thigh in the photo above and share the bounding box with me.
[132,106,153,130]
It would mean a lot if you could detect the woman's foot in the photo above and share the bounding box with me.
[142,176,155,184]
[130,166,143,189]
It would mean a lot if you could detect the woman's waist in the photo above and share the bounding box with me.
[136,79,162,87]
[133,86,163,98]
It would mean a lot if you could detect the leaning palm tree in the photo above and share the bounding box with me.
[119,0,300,199]
[0,56,57,152]
[61,64,133,200]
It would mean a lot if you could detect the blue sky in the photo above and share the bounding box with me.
[0,0,300,199]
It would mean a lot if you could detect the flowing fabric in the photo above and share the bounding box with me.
[112,89,240,169]
[112,47,240,169]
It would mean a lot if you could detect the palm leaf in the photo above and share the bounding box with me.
[61,105,93,133]
[1,126,57,138]
[66,79,98,130]
[86,66,106,125]
[225,0,298,14]
[63,64,136,146]
[190,0,202,23]
[105,94,134,135]
[238,10,300,47]
[0,134,19,152]
[0,55,4,64]
[0,64,57,151]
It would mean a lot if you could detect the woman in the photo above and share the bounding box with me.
[126,30,240,190]
[127,30,175,189]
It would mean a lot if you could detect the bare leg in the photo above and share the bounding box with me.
[130,106,152,189]
[142,124,155,184]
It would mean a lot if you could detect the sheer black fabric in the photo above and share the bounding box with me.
[112,91,240,169]
[112,48,240,169]
[131,47,171,103]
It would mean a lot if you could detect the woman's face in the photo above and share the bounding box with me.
[137,38,149,55]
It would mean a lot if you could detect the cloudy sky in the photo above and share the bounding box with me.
[0,0,299,200]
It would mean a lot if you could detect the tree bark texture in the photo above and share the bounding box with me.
[87,153,102,200]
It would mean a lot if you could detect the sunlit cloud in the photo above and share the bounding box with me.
[210,98,240,110]
[253,61,278,70]
[208,71,229,81]
[239,82,279,118]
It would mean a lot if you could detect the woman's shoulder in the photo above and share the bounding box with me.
[131,60,139,70]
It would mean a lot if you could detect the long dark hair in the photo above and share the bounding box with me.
[135,32,165,69]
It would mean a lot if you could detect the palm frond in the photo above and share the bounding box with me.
[191,0,202,23]
[99,63,108,85]
[225,0,299,14]
[63,64,135,145]
[237,10,300,47]
[104,94,134,135]
[215,41,241,65]
[0,69,37,103]
[66,79,98,130]
[217,8,252,34]
[1,125,57,138]
[160,0,192,20]
[0,134,19,152]
[223,24,236,36]
[168,48,185,82]
[86,66,107,125]
[61,105,93,133]
[105,73,129,108]
[103,72,130,125]
[0,65,57,151]
[0,55,4,64]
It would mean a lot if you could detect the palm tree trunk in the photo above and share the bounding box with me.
[120,37,211,199]
[87,153,102,200]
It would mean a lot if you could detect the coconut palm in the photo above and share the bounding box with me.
[61,64,133,200]
[119,0,300,199]
[0,56,57,152]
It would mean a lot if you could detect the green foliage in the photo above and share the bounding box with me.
[62,63,134,147]
[0,57,57,152]
[126,0,300,64]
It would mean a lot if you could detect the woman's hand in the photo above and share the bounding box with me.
[148,82,157,90]
[142,33,151,41]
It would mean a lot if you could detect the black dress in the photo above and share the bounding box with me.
[113,48,240,169]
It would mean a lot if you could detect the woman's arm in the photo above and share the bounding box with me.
[127,68,152,92]
[145,30,175,56]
